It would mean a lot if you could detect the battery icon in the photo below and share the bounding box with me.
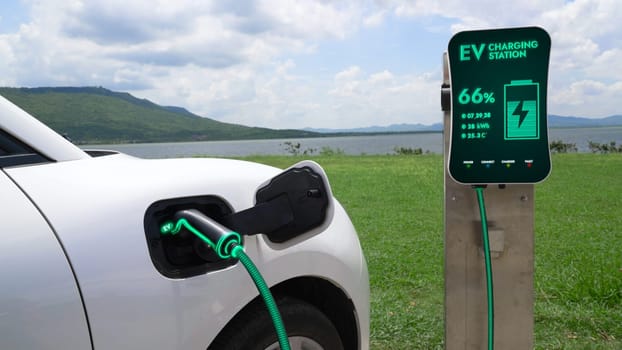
[504,80,540,140]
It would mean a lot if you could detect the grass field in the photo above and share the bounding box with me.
[244,153,621,349]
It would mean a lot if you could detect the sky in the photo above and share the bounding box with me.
[0,0,621,129]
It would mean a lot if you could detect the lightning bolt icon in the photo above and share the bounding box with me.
[512,100,529,128]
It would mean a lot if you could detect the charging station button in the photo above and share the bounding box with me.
[501,159,515,168]
[481,160,495,169]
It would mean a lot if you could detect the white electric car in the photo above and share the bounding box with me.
[0,95,369,350]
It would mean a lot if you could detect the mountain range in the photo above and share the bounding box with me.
[304,115,622,133]
[1,86,620,144]
[0,86,317,144]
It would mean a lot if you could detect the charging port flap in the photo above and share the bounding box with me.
[223,161,334,243]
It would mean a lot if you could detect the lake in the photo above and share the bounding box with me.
[83,127,622,159]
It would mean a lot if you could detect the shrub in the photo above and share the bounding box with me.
[549,140,577,153]
[319,146,345,156]
[588,141,622,154]
[393,146,424,155]
[281,141,316,156]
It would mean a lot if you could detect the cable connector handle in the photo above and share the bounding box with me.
[173,209,241,259]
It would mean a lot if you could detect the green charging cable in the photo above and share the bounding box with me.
[161,218,291,350]
[474,186,494,350]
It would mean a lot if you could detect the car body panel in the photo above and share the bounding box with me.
[6,154,370,349]
[0,171,91,349]
[1,94,369,349]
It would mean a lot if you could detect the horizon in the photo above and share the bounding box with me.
[3,85,621,132]
[1,1,621,129]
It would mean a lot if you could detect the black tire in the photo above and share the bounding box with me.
[209,296,344,350]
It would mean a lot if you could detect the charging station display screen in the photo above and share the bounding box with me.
[448,27,551,184]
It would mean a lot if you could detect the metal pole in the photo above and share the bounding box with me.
[443,53,535,350]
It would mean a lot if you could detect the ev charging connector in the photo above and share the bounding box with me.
[161,209,241,259]
[161,210,292,350]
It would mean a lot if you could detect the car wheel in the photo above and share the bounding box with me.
[209,296,344,350]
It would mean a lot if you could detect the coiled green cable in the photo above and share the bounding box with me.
[161,219,291,350]
[231,245,291,350]
[474,186,494,350]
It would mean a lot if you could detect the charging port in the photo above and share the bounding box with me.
[144,195,238,279]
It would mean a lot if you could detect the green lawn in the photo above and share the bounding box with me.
[244,153,621,349]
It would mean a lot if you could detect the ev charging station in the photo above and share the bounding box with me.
[442,27,551,349]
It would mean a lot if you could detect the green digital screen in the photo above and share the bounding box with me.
[448,27,551,184]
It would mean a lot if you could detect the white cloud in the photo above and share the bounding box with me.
[262,0,359,40]
[275,59,296,76]
[551,79,622,117]
[369,70,394,84]
[326,66,440,127]
[586,49,622,81]
[334,66,362,82]
[363,10,386,28]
